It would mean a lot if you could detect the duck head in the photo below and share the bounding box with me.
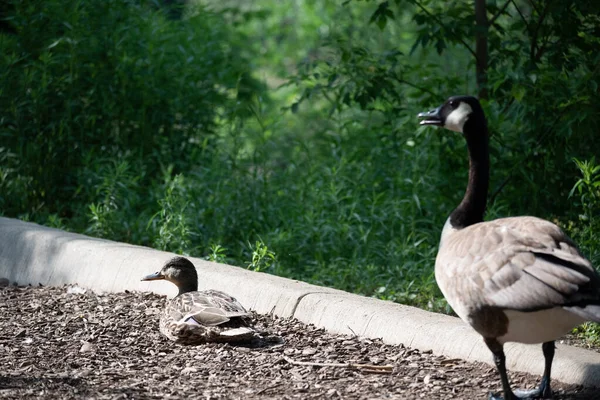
[142,256,198,295]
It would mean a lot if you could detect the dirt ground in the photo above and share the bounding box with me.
[0,285,597,399]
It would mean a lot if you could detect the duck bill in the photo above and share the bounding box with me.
[141,272,165,281]
[417,105,443,126]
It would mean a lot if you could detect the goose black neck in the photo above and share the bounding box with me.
[449,116,489,229]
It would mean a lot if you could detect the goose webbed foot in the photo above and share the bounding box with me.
[488,392,512,400]
[488,377,552,399]
[485,339,555,400]
[512,375,552,399]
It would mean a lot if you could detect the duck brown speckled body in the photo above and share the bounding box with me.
[142,257,257,344]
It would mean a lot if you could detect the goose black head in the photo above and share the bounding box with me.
[417,95,485,135]
[142,256,198,293]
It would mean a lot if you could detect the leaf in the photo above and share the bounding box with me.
[435,39,446,55]
[376,16,388,30]
[327,73,338,86]
[341,49,350,62]
[48,39,62,49]
[409,37,421,55]
[369,1,394,31]
[511,86,526,102]
[569,180,583,198]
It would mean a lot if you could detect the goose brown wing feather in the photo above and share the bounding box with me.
[437,216,600,314]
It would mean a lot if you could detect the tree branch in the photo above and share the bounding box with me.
[475,0,489,99]
[534,32,553,62]
[393,76,438,97]
[529,0,552,63]
[510,0,530,31]
[489,175,513,205]
[411,0,477,59]
[526,0,541,15]
[489,0,512,27]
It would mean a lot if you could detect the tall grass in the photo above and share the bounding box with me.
[1,0,257,241]
[182,105,450,309]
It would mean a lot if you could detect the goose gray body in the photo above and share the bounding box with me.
[437,215,597,344]
[419,96,600,400]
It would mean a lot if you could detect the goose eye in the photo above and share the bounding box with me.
[449,100,457,108]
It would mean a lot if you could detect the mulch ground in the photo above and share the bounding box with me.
[0,285,597,400]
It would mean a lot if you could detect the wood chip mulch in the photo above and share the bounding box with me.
[0,285,597,399]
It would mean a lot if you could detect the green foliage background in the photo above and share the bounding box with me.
[1,0,599,335]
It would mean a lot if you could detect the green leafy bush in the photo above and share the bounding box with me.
[0,0,256,239]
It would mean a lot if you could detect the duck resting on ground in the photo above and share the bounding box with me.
[142,256,260,344]
[418,96,600,400]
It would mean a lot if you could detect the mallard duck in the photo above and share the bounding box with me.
[141,256,258,344]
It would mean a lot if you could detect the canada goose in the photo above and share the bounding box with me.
[418,96,600,400]
[142,257,259,344]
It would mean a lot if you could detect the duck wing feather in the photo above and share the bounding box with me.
[166,289,251,327]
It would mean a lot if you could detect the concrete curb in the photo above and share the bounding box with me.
[1,217,599,388]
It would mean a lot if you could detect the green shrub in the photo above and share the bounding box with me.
[0,0,257,234]
[567,158,600,343]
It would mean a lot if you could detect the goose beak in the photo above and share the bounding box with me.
[417,106,443,126]
[141,271,165,281]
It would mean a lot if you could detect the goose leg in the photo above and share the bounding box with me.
[485,338,518,400]
[512,341,554,399]
[485,338,554,400]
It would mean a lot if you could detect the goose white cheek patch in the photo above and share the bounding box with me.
[445,102,472,133]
